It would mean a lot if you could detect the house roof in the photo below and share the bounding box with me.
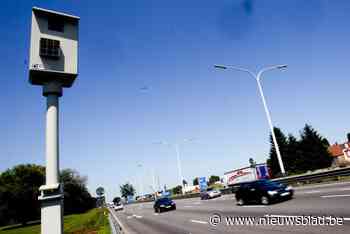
[33,7,80,20]
[328,142,350,157]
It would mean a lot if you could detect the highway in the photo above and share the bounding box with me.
[111,182,350,234]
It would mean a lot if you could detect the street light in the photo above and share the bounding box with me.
[214,64,288,176]
[137,163,144,197]
[154,139,195,194]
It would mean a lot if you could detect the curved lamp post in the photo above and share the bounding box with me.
[214,64,288,176]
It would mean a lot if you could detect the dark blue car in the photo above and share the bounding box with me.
[153,197,176,213]
[235,179,294,205]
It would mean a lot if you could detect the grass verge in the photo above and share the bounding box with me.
[0,208,111,234]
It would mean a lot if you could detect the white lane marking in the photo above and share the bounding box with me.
[194,202,201,205]
[344,218,350,221]
[241,205,267,208]
[321,194,350,198]
[132,214,143,218]
[184,206,193,208]
[304,190,321,194]
[190,219,208,224]
[295,181,350,190]
[153,213,159,216]
[127,216,133,219]
[302,188,350,194]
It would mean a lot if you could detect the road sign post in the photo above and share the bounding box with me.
[96,187,106,207]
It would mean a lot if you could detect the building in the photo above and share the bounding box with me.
[328,142,350,167]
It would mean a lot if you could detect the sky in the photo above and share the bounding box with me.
[1,0,350,200]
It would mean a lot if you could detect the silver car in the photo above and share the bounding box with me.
[200,188,222,200]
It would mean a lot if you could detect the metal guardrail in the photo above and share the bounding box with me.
[271,166,350,185]
[108,207,129,234]
[219,166,350,194]
[131,167,350,203]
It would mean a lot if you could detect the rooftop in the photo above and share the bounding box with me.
[33,6,80,20]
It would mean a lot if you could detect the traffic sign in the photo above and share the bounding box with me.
[96,187,105,196]
[199,177,207,192]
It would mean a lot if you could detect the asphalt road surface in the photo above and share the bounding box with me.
[111,181,350,234]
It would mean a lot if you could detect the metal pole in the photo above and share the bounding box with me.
[151,169,157,198]
[152,169,156,193]
[214,64,287,176]
[174,144,185,194]
[137,164,143,197]
[40,82,64,234]
[256,74,286,175]
[46,94,60,185]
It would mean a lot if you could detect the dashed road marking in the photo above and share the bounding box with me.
[304,190,321,194]
[190,219,208,224]
[240,205,267,208]
[321,194,350,198]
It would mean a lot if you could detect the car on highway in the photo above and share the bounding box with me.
[113,203,124,211]
[153,197,176,213]
[235,179,293,205]
[200,188,222,200]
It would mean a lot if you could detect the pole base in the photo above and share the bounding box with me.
[39,184,64,234]
[40,197,63,234]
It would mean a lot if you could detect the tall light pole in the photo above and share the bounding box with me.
[137,163,144,197]
[174,143,184,194]
[214,64,287,176]
[155,139,194,194]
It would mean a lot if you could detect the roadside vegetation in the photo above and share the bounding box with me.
[267,124,333,178]
[0,165,96,228]
[0,208,111,234]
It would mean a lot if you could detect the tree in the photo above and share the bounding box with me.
[193,177,199,186]
[0,165,95,226]
[60,169,95,215]
[284,134,302,174]
[113,197,121,205]
[209,175,220,185]
[120,183,135,199]
[267,127,289,178]
[347,133,350,142]
[298,124,333,172]
[0,164,44,225]
[249,158,256,168]
[172,185,182,195]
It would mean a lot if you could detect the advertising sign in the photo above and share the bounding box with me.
[224,163,271,186]
[225,167,256,186]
